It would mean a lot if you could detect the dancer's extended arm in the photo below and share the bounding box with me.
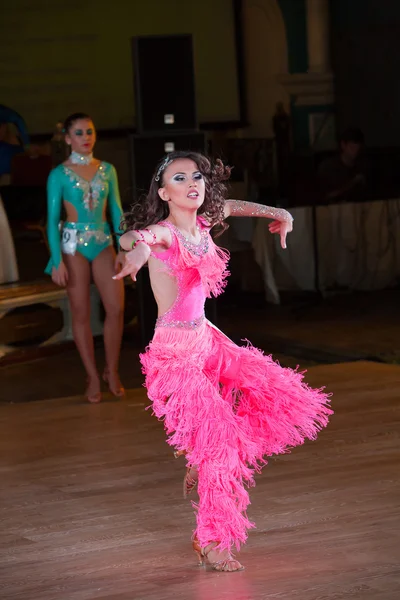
[114,225,172,281]
[224,200,293,249]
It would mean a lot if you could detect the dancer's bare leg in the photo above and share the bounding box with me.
[92,246,125,395]
[64,252,101,402]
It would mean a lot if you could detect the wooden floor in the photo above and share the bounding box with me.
[1,361,399,600]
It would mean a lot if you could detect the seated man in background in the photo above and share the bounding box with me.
[318,128,367,203]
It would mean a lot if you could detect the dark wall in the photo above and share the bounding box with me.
[0,0,239,133]
[331,0,400,147]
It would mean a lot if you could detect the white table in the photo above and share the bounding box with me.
[252,199,400,303]
[0,193,19,284]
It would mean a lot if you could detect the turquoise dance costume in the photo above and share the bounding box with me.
[45,161,123,274]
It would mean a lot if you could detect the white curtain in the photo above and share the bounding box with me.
[0,194,19,284]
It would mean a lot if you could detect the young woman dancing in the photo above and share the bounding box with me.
[115,151,332,572]
[46,113,125,403]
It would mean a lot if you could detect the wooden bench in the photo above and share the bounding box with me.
[0,281,102,358]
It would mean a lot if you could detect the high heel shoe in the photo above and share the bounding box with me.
[85,378,101,404]
[174,449,186,459]
[192,536,244,572]
[173,450,198,499]
[102,368,125,397]
[183,466,198,499]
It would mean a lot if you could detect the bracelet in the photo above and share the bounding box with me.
[130,228,157,251]
[144,228,157,245]
[131,239,148,250]
[133,228,157,245]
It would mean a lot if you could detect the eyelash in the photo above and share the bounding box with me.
[174,173,203,182]
[75,130,93,136]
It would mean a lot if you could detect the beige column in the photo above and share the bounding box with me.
[306,0,330,73]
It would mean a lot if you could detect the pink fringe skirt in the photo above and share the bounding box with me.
[140,320,332,551]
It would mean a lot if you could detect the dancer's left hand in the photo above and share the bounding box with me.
[268,219,293,249]
[114,251,126,274]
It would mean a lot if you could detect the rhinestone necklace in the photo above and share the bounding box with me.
[69,151,93,165]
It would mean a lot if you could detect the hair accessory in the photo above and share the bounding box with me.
[155,156,173,182]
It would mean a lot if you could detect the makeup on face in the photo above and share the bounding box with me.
[171,171,203,183]
[74,128,94,137]
[67,120,96,153]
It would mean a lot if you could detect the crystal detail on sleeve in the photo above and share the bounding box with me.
[229,200,293,222]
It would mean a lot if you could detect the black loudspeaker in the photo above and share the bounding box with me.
[128,131,206,203]
[132,34,197,133]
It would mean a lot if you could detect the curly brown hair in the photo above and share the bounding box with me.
[121,151,231,233]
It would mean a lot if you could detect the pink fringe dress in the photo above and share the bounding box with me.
[140,218,332,551]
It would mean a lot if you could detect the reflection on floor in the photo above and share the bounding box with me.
[1,361,399,599]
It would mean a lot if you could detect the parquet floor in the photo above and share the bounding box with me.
[0,361,399,599]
